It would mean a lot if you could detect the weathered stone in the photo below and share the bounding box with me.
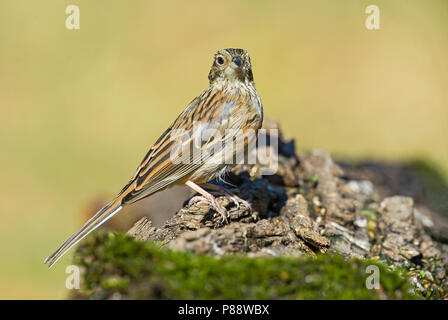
[378,196,420,262]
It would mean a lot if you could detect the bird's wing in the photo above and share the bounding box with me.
[118,89,255,204]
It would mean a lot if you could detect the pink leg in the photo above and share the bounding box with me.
[200,183,251,211]
[185,180,228,223]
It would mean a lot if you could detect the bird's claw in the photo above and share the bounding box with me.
[209,190,251,212]
[188,195,229,224]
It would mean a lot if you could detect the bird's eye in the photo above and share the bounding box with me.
[216,56,225,65]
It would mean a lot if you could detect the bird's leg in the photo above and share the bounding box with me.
[200,183,251,211]
[185,180,228,223]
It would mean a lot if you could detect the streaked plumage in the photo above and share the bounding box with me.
[44,48,263,267]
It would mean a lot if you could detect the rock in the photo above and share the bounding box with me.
[325,221,371,258]
[280,194,309,217]
[378,197,420,262]
[299,150,357,226]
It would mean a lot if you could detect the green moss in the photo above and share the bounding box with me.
[411,160,448,217]
[360,209,377,221]
[73,232,421,300]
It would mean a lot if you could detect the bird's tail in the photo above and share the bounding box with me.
[44,198,123,268]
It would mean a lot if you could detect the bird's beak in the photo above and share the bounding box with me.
[226,63,239,71]
[232,56,242,68]
[226,57,242,70]
[225,57,243,77]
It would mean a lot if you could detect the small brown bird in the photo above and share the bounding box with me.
[44,48,263,267]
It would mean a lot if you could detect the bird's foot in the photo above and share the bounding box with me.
[203,184,251,211]
[188,194,228,224]
[188,196,209,207]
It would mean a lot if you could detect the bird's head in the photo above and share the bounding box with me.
[208,48,254,84]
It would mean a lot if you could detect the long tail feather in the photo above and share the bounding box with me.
[44,199,123,268]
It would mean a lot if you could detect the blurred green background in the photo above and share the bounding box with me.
[0,0,446,299]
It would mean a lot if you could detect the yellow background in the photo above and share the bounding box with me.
[0,1,446,298]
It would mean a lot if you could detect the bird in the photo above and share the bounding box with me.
[44,48,263,268]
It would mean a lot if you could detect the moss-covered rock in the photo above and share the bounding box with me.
[69,122,448,300]
[411,160,448,217]
[72,232,420,300]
